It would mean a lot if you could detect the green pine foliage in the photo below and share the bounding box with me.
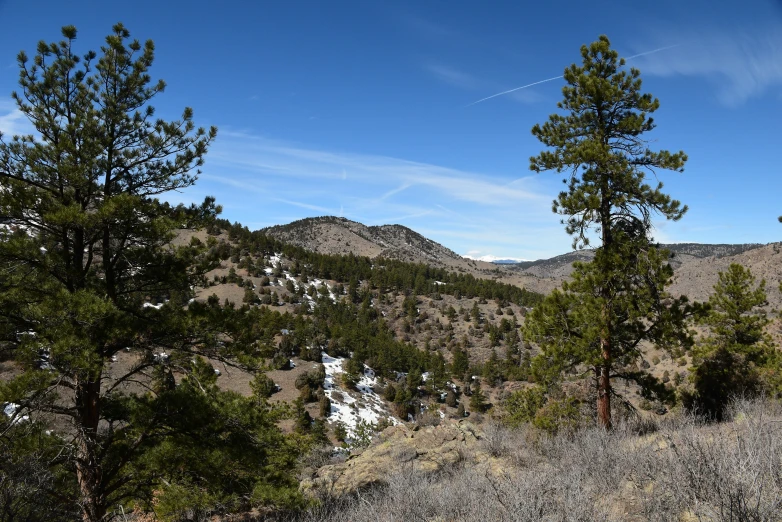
[0,25,300,521]
[134,360,304,519]
[685,264,781,419]
[525,245,691,405]
[469,380,488,413]
[0,420,79,521]
[527,35,692,428]
[700,264,772,357]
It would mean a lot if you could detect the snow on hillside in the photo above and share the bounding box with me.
[260,255,338,309]
[321,353,398,441]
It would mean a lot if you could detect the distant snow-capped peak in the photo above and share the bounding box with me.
[462,254,529,263]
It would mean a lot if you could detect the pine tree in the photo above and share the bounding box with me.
[687,264,780,419]
[483,349,504,386]
[469,380,488,413]
[451,345,470,377]
[701,264,771,358]
[0,25,298,520]
[528,35,690,428]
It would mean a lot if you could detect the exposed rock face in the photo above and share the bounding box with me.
[302,421,484,496]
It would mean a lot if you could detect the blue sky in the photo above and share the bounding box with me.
[1,0,781,260]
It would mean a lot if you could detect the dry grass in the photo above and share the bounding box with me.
[277,397,782,522]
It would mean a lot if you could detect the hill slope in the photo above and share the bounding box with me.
[261,216,467,267]
[505,242,771,296]
[259,217,779,301]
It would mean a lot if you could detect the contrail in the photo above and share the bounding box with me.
[625,44,680,60]
[465,44,680,107]
[464,76,563,107]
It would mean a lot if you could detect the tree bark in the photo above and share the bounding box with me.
[597,333,612,429]
[75,377,106,522]
[598,182,613,430]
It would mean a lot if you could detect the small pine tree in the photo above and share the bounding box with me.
[687,264,780,419]
[243,286,259,304]
[318,392,331,418]
[310,418,329,446]
[469,381,488,413]
[451,346,470,377]
[294,399,313,434]
[333,421,348,442]
[250,373,276,404]
[384,383,397,402]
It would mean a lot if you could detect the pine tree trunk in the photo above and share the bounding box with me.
[76,377,106,522]
[598,192,613,430]
[597,332,612,429]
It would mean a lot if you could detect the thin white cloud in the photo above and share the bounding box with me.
[200,174,266,193]
[635,16,782,105]
[425,64,481,90]
[401,14,455,40]
[465,76,563,107]
[0,100,34,137]
[374,209,434,224]
[211,131,546,206]
[465,44,681,107]
[198,131,569,258]
[380,183,411,200]
[273,198,332,213]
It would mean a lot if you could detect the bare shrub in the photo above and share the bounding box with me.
[415,410,442,427]
[285,397,782,522]
[480,422,510,458]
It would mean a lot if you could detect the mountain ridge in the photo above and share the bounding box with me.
[261,216,473,269]
[257,216,781,304]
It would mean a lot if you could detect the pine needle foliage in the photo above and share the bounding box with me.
[0,25,300,521]
[527,36,692,428]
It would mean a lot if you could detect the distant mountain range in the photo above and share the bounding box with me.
[490,259,527,265]
[259,216,781,307]
[504,242,765,274]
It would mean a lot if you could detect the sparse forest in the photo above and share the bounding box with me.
[1,25,781,522]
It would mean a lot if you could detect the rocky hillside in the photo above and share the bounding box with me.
[261,216,475,270]
[296,400,782,521]
[669,242,782,306]
[503,242,771,296]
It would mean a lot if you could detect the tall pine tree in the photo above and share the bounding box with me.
[528,36,690,428]
[0,25,299,520]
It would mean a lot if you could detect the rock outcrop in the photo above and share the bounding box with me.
[302,421,484,496]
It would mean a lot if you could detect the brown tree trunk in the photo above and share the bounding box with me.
[75,377,106,522]
[597,332,612,429]
[598,190,613,430]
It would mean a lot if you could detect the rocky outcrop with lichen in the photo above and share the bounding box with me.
[301,421,488,496]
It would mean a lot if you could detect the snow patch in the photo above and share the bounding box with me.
[3,402,29,424]
[321,352,398,442]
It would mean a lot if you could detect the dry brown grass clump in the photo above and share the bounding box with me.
[282,397,782,522]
